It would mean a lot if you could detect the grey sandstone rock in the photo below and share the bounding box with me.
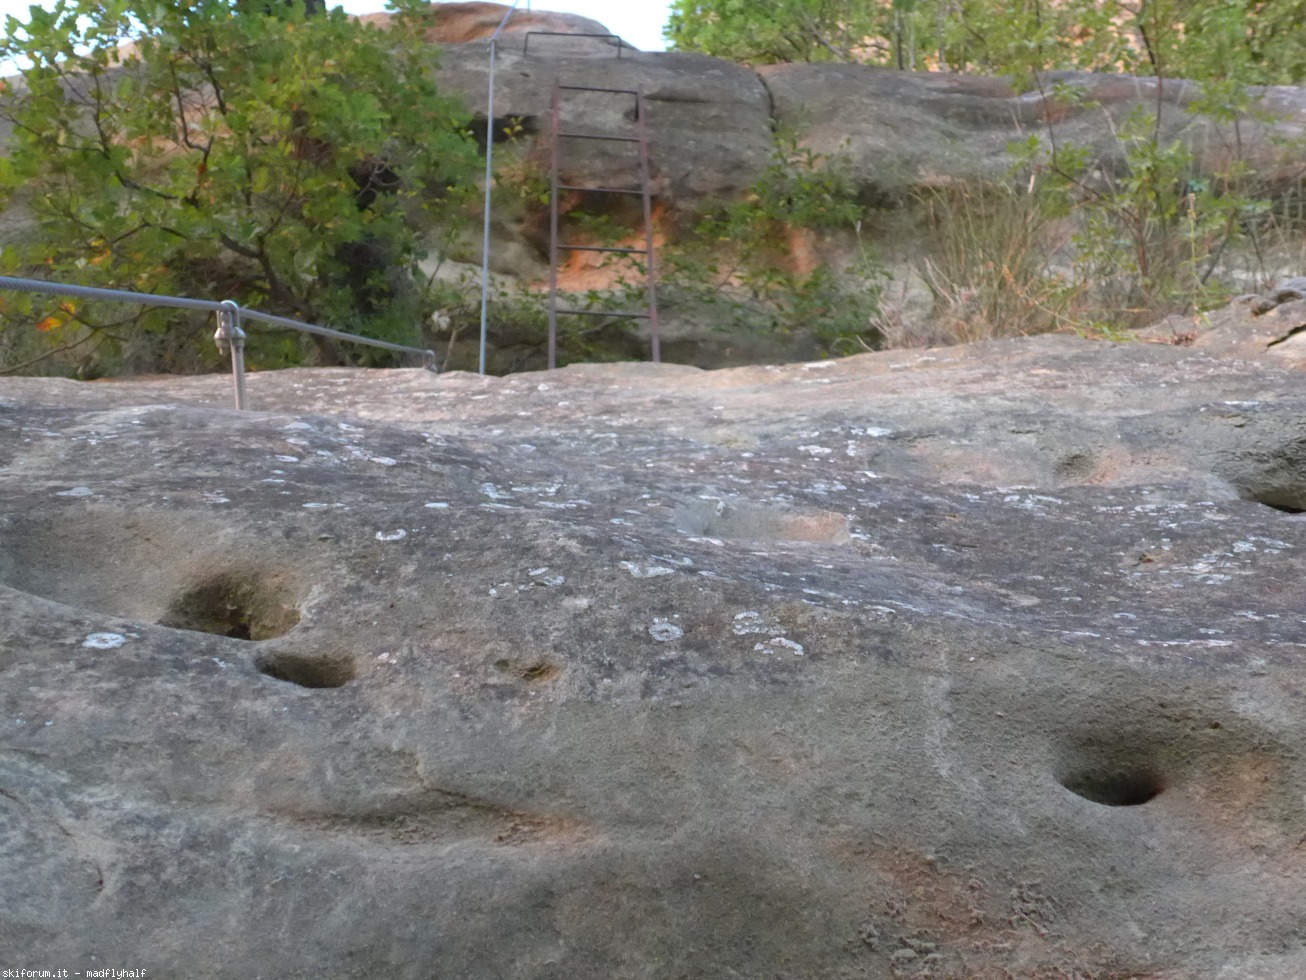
[3,317,1306,976]
[434,44,776,210]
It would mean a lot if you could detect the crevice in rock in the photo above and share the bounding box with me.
[1240,487,1306,513]
[1266,322,1306,347]
[494,657,561,683]
[753,66,779,130]
[1260,499,1305,514]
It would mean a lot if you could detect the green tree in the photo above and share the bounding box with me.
[665,0,886,64]
[666,0,1306,85]
[0,0,478,375]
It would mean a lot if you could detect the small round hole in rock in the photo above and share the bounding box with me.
[1058,767,1165,807]
[160,572,300,640]
[255,651,356,689]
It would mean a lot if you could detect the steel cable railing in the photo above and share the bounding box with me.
[0,275,437,410]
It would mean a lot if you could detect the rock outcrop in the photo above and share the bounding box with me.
[3,312,1306,976]
[423,4,1306,214]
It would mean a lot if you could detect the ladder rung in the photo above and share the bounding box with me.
[556,309,651,318]
[558,132,640,143]
[559,85,640,95]
[559,184,644,195]
[559,244,648,254]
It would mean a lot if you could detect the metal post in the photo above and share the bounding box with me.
[635,88,660,363]
[547,82,561,371]
[478,0,523,377]
[215,300,247,411]
[478,38,497,378]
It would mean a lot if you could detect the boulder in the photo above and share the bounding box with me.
[759,65,1306,201]
[417,9,1306,218]
[360,0,612,45]
[3,314,1306,976]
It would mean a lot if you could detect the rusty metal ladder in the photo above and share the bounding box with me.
[546,82,660,369]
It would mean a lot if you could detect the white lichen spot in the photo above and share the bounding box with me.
[648,619,684,642]
[274,455,299,463]
[424,501,450,509]
[511,484,561,496]
[56,486,94,497]
[375,529,408,542]
[732,610,787,636]
[302,502,330,509]
[620,561,674,578]
[754,637,805,656]
[282,422,312,431]
[479,483,513,500]
[83,632,126,649]
[368,456,398,467]
[797,445,833,456]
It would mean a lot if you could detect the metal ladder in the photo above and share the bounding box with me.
[546,81,660,369]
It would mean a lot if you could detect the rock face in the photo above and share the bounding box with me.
[422,4,1306,217]
[4,313,1306,976]
[758,66,1306,202]
[434,44,776,219]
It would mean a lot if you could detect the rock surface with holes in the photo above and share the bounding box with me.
[4,322,1306,977]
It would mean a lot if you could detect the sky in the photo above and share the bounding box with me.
[0,0,674,52]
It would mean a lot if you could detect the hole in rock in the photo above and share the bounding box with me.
[468,113,539,151]
[1056,451,1097,481]
[159,572,301,640]
[255,651,356,689]
[494,658,561,683]
[1058,766,1165,807]
[673,498,849,544]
